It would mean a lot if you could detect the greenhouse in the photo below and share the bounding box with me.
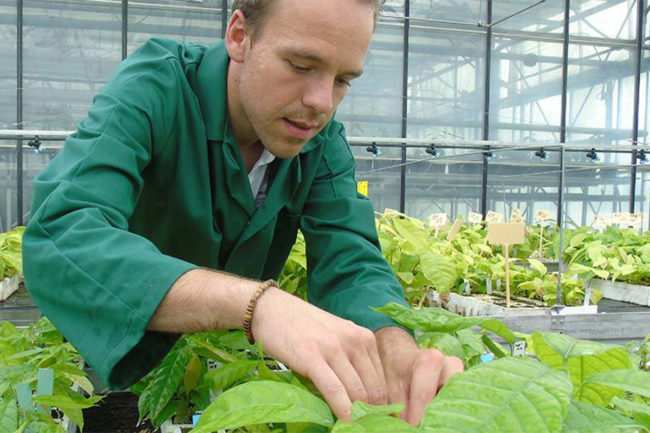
[1,0,650,432]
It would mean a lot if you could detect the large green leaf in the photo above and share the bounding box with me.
[611,397,650,430]
[191,381,334,433]
[0,397,18,433]
[561,399,645,433]
[374,303,515,344]
[204,360,259,392]
[420,253,458,293]
[33,394,102,430]
[146,346,192,423]
[531,332,632,406]
[331,414,415,433]
[583,369,650,398]
[419,357,572,433]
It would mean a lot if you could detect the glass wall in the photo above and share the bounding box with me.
[0,0,16,131]
[22,0,122,130]
[1,0,649,231]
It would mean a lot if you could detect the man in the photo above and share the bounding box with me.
[23,0,463,425]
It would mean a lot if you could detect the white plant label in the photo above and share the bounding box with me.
[593,214,610,231]
[535,209,551,222]
[513,340,526,357]
[486,211,504,224]
[429,213,448,228]
[509,208,524,225]
[464,278,471,295]
[468,212,483,224]
[630,212,643,229]
[486,278,492,294]
[612,212,630,226]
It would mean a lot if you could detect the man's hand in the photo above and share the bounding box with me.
[252,287,388,421]
[376,326,464,426]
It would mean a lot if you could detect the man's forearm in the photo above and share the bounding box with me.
[146,268,260,333]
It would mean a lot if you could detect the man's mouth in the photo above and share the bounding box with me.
[283,118,318,139]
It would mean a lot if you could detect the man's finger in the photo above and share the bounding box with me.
[364,344,388,405]
[329,352,370,404]
[440,356,464,387]
[405,350,444,426]
[308,359,353,421]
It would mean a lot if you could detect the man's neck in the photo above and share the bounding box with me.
[240,140,265,173]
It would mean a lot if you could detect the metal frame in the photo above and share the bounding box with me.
[3,0,650,230]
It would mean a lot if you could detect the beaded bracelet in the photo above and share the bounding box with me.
[242,279,278,344]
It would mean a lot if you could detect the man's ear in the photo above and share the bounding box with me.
[225,10,249,63]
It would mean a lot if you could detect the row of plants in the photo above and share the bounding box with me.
[132,303,650,432]
[1,226,24,281]
[279,211,596,307]
[562,225,650,286]
[279,211,650,308]
[0,317,101,433]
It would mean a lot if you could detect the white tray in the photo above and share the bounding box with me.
[589,278,650,306]
[0,274,21,301]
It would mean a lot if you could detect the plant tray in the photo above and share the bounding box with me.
[427,290,597,317]
[0,274,21,301]
[589,278,650,307]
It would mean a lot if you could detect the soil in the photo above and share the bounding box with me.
[83,392,155,433]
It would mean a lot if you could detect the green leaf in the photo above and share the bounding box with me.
[350,401,403,421]
[561,399,645,433]
[528,259,547,276]
[33,394,102,429]
[204,360,259,392]
[583,369,650,398]
[531,332,632,406]
[331,414,415,433]
[192,381,334,432]
[373,303,515,344]
[0,398,18,433]
[183,355,202,395]
[396,272,414,285]
[611,397,650,429]
[420,252,459,293]
[419,357,572,433]
[146,346,192,422]
[418,332,464,359]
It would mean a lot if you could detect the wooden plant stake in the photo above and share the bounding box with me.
[446,219,464,242]
[487,223,526,308]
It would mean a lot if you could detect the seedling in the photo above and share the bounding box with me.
[487,223,526,308]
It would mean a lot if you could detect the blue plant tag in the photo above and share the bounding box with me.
[192,414,202,426]
[480,353,495,363]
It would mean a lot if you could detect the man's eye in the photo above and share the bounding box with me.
[290,62,310,72]
[335,77,351,88]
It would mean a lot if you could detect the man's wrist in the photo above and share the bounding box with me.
[375,326,418,359]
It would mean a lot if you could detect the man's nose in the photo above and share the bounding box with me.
[302,77,334,114]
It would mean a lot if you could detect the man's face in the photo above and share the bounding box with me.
[230,0,374,159]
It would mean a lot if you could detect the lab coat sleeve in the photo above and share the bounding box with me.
[300,122,411,332]
[22,39,198,390]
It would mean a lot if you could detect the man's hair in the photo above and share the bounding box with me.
[232,0,383,39]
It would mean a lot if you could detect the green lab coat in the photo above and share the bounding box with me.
[22,38,407,390]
